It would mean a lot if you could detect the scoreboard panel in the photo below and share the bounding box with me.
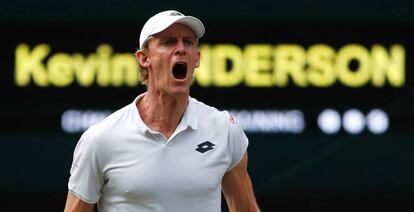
[1,23,413,210]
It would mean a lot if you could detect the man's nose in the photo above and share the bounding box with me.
[174,41,186,55]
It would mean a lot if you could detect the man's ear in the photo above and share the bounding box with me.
[135,50,150,68]
[195,50,201,68]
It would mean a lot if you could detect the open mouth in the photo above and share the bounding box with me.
[172,62,188,80]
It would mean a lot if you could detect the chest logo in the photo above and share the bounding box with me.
[195,141,215,153]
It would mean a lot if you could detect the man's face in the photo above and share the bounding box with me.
[143,23,200,96]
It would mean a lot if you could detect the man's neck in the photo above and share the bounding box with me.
[137,90,189,139]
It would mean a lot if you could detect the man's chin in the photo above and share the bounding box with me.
[158,84,190,96]
[171,87,190,95]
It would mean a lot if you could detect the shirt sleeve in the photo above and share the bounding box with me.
[68,128,104,204]
[226,112,249,172]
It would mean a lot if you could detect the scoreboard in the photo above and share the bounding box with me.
[1,22,414,209]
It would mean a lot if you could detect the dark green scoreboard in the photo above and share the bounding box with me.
[1,21,414,210]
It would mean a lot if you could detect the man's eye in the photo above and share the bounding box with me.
[184,40,194,46]
[162,40,174,45]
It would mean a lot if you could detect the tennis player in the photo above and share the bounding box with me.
[64,10,260,212]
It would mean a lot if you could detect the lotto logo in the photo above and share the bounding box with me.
[195,141,215,153]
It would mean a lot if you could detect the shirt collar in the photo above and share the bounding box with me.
[183,97,198,130]
[132,93,148,134]
[132,93,198,134]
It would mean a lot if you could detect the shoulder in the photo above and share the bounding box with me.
[90,103,133,133]
[191,97,229,120]
[78,103,134,147]
[190,97,238,129]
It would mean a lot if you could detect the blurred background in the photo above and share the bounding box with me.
[1,0,414,211]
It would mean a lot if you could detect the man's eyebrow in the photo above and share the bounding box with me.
[183,36,197,40]
[157,35,196,39]
[157,37,177,44]
[158,36,176,40]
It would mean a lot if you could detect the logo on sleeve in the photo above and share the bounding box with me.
[195,141,215,153]
[229,114,237,124]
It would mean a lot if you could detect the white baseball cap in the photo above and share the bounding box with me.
[139,10,205,49]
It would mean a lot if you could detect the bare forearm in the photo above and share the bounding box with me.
[64,192,94,212]
[223,179,260,212]
[222,154,260,212]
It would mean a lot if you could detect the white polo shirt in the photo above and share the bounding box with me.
[68,94,249,212]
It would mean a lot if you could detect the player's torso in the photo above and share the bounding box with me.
[96,119,230,211]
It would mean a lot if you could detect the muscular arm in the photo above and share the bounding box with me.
[222,153,260,212]
[64,192,94,212]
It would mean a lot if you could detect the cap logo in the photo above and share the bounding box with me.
[170,12,183,16]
